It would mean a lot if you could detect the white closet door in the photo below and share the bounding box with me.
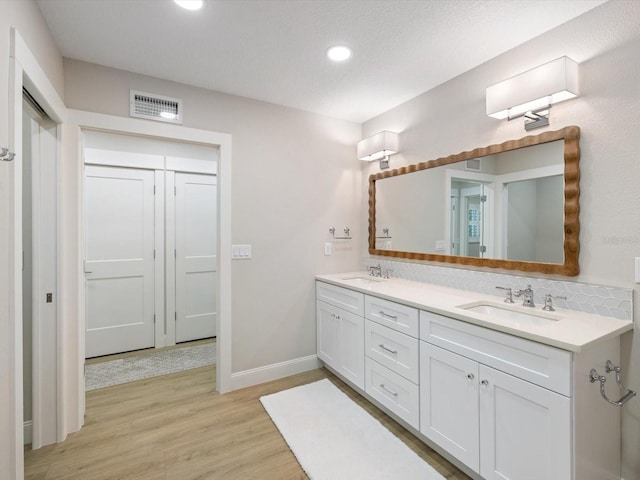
[174,173,217,343]
[84,165,156,357]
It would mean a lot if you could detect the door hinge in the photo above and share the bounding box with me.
[153,249,156,259]
[153,185,156,195]
[174,186,177,196]
[174,249,177,259]
[480,245,487,253]
[153,314,156,324]
[480,195,487,202]
[175,312,177,321]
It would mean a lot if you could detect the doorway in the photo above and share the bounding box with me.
[22,91,59,448]
[83,131,218,362]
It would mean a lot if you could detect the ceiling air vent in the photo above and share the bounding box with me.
[130,90,183,124]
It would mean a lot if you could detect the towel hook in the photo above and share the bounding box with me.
[1,147,16,162]
[329,227,352,240]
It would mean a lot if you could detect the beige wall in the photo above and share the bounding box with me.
[362,2,640,478]
[63,59,363,372]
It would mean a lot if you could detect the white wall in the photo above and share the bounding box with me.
[362,2,640,478]
[63,59,363,373]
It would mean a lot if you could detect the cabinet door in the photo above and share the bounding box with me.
[317,300,341,369]
[339,308,365,390]
[420,342,480,473]
[479,365,571,480]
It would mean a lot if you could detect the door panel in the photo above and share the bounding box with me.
[316,301,340,367]
[85,165,155,357]
[175,173,217,342]
[420,342,480,472]
[479,365,571,480]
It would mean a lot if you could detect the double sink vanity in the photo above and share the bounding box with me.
[315,272,633,480]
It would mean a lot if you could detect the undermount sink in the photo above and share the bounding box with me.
[338,275,385,287]
[457,301,561,327]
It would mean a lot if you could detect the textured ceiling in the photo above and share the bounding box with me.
[36,0,606,123]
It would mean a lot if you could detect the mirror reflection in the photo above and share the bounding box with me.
[369,126,580,276]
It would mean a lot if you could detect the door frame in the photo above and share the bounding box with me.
[5,28,68,480]
[69,109,232,396]
[3,27,232,480]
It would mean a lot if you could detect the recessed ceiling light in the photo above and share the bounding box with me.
[327,45,352,62]
[174,0,204,11]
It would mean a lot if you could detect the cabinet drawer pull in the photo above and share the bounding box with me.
[481,379,489,387]
[379,344,398,355]
[379,383,398,396]
[379,310,398,321]
[466,373,475,381]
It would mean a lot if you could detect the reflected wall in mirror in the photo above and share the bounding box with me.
[369,126,580,276]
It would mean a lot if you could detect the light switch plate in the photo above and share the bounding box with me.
[324,242,332,256]
[635,257,640,283]
[232,244,252,259]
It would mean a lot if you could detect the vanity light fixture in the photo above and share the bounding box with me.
[174,0,204,11]
[357,131,399,169]
[486,56,578,131]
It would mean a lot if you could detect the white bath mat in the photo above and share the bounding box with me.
[260,379,446,480]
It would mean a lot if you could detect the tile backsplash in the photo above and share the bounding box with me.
[361,257,633,321]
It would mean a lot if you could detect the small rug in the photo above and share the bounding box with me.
[85,342,216,391]
[260,379,446,480]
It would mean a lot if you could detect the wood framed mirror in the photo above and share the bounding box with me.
[368,126,580,276]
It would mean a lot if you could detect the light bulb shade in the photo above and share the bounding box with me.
[357,131,399,161]
[486,56,578,120]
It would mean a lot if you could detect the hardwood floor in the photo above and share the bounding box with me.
[24,366,471,480]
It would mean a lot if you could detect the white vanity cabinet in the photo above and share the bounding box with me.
[420,309,618,480]
[315,277,625,480]
[421,341,571,479]
[316,282,365,390]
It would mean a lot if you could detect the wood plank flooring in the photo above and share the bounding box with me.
[24,366,471,480]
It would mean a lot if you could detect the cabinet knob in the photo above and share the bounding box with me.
[466,373,475,381]
[480,379,489,387]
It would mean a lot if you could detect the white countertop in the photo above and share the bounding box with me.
[316,272,634,353]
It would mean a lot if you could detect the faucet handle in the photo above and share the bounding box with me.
[542,293,567,311]
[383,269,393,279]
[496,286,515,303]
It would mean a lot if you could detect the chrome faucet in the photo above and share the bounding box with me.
[514,284,535,307]
[369,263,382,277]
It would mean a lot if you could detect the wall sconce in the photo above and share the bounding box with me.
[357,131,399,169]
[486,56,578,131]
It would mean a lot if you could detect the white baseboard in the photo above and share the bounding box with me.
[24,420,32,445]
[230,354,320,391]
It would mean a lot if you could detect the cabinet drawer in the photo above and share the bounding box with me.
[316,281,364,316]
[365,320,419,384]
[365,295,419,338]
[365,357,419,429]
[420,310,572,396]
